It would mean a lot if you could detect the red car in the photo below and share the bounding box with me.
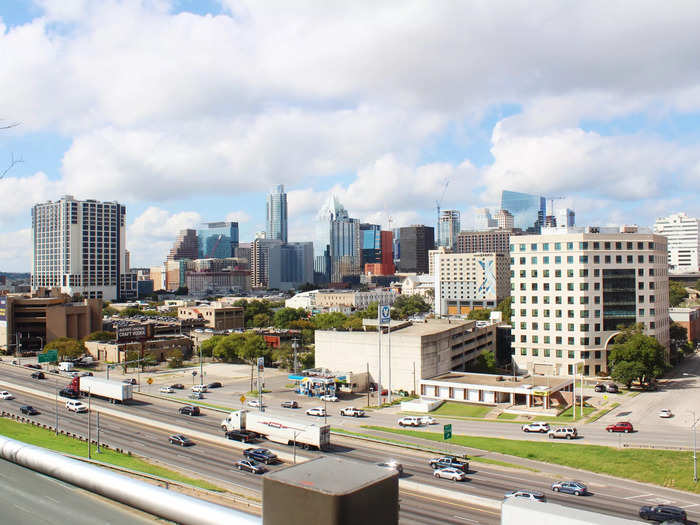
[606,421,634,433]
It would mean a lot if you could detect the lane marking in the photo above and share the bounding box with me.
[453,516,480,523]
[399,489,500,516]
[624,493,654,500]
[680,503,699,509]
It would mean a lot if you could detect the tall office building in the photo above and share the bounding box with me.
[438,210,460,250]
[654,212,700,273]
[281,242,314,288]
[266,184,288,243]
[501,190,546,233]
[360,223,382,266]
[197,222,239,259]
[474,208,497,230]
[314,195,360,283]
[31,195,127,301]
[398,225,435,274]
[457,230,511,254]
[168,229,198,261]
[556,208,576,228]
[494,209,514,230]
[511,226,670,377]
[251,238,283,289]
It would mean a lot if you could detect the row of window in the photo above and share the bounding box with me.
[515,308,657,319]
[514,348,604,359]
[515,295,658,305]
[513,254,658,265]
[511,241,656,252]
[513,267,656,279]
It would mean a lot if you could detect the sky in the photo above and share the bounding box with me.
[1,1,700,271]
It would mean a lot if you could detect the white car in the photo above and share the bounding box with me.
[0,391,14,400]
[433,467,467,481]
[521,422,551,433]
[191,384,208,393]
[320,394,339,402]
[398,416,423,427]
[306,407,327,417]
[160,386,175,394]
[247,399,266,408]
[421,416,437,425]
[65,400,88,413]
[658,408,673,418]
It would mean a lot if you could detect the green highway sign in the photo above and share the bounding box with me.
[443,423,452,440]
[38,350,58,363]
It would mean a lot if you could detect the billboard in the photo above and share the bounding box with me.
[116,324,152,342]
[0,297,6,329]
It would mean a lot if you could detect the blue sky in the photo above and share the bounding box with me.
[1,1,700,271]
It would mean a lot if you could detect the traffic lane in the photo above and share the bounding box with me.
[398,489,500,525]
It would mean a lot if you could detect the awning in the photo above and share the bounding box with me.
[288,374,305,381]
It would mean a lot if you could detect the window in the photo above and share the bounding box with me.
[580,310,589,318]
[556,349,563,358]
[567,283,574,291]
[594,269,600,277]
[593,242,600,249]
[605,255,611,264]
[638,282,644,290]
[556,323,562,331]
[531,257,537,264]
[543,269,550,277]
[556,309,562,318]
[650,321,656,329]
[555,283,562,291]
[543,310,550,317]
[650,308,655,315]
[520,257,526,264]
[555,270,562,277]
[579,269,588,277]
[544,349,550,357]
[639,309,645,316]
[555,242,561,250]
[520,283,526,291]
[555,256,562,264]
[593,255,600,263]
[531,270,538,277]
[543,296,550,304]
[520,296,526,303]
[532,348,539,355]
[555,296,562,305]
[579,242,588,249]
[615,242,622,250]
[510,244,515,252]
[543,283,550,291]
[543,243,549,251]
[650,295,655,303]
[543,256,549,264]
[544,336,550,343]
[580,256,588,263]
[568,323,575,331]
[648,242,655,250]
[520,270,526,278]
[580,296,589,304]
[594,350,601,359]
[519,244,526,251]
[594,337,601,346]
[567,256,574,263]
[532,309,539,317]
[604,242,611,249]
[567,297,574,304]
[556,337,563,344]
[530,243,538,251]
[521,349,527,355]
[594,296,601,304]
[567,242,574,250]
[638,255,644,263]
[568,350,575,358]
[532,296,538,304]
[580,283,588,291]
[567,269,574,277]
[520,309,527,316]
[648,255,655,263]
[616,255,622,263]
[520,322,527,329]
[638,295,644,303]
[531,283,538,290]
[581,324,589,331]
[594,323,600,331]
[627,255,633,263]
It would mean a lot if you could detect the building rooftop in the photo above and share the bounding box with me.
[361,318,476,336]
[428,371,571,390]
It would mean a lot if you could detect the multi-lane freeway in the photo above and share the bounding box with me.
[2,363,700,525]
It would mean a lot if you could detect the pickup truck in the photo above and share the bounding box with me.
[225,429,259,443]
[429,456,469,472]
[340,407,365,417]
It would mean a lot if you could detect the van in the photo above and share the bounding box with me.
[66,400,88,413]
[192,384,208,393]
[59,362,74,372]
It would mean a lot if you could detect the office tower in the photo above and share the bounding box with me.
[197,221,239,259]
[281,242,314,288]
[251,238,283,289]
[360,223,382,266]
[234,242,252,266]
[438,210,461,250]
[266,185,288,243]
[474,208,497,230]
[511,226,670,377]
[457,230,511,254]
[365,230,395,276]
[500,190,546,233]
[31,195,126,301]
[494,209,514,230]
[314,195,360,284]
[434,252,510,316]
[654,212,700,273]
[398,225,435,274]
[168,229,198,261]
[556,208,576,228]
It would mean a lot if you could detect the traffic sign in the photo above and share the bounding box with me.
[379,304,391,325]
[38,350,58,363]
[192,370,197,376]
[257,357,265,371]
[443,424,452,440]
[240,395,246,403]
[147,378,153,385]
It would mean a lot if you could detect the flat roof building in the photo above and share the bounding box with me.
[177,303,244,330]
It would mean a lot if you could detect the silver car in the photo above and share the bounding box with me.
[376,461,403,475]
[433,467,467,481]
[504,489,546,502]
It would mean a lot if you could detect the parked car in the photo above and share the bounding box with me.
[594,383,606,393]
[376,461,403,475]
[235,459,266,474]
[160,386,175,394]
[504,489,547,502]
[605,383,619,393]
[551,480,588,496]
[521,422,550,433]
[548,427,578,440]
[122,378,137,385]
[639,504,687,523]
[398,416,423,427]
[429,456,469,472]
[20,405,39,415]
[225,430,259,443]
[281,400,299,409]
[170,383,185,389]
[606,421,633,433]
[320,394,339,402]
[178,405,200,416]
[31,371,45,380]
[207,382,223,389]
[0,391,15,400]
[658,409,673,418]
[248,399,265,408]
[243,448,278,464]
[340,407,365,417]
[169,434,195,447]
[306,407,327,417]
[433,467,467,481]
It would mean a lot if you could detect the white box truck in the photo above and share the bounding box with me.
[59,362,74,372]
[79,377,133,404]
[221,410,330,450]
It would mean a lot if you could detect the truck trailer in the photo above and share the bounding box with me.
[221,410,330,450]
[78,377,133,404]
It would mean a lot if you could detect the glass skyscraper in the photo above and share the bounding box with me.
[360,223,382,265]
[266,184,288,243]
[313,195,360,283]
[500,190,546,233]
[197,222,239,259]
[438,210,460,250]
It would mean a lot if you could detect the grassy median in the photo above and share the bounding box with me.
[363,425,700,493]
[0,418,224,492]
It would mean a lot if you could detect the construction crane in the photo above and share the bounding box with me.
[436,178,450,246]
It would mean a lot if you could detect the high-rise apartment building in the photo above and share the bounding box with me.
[31,195,127,301]
[168,229,198,261]
[494,209,514,230]
[653,212,700,273]
[434,252,510,316]
[457,230,511,254]
[197,222,239,259]
[438,210,460,250]
[511,226,670,377]
[398,225,435,274]
[251,238,283,289]
[266,184,288,243]
[501,190,546,233]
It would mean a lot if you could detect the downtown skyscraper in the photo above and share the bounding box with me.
[266,184,288,243]
[314,195,360,284]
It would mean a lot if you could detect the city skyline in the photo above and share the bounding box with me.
[2,2,700,272]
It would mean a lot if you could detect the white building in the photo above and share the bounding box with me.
[285,290,317,309]
[512,226,670,377]
[653,212,700,273]
[396,274,435,300]
[31,195,127,301]
[494,209,514,230]
[474,208,497,230]
[434,252,510,317]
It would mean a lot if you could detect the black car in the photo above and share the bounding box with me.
[122,378,137,385]
[178,405,200,416]
[31,371,45,380]
[429,456,469,472]
[225,430,259,443]
[605,383,619,393]
[169,434,195,447]
[20,405,39,415]
[59,388,80,399]
[171,383,185,389]
[243,448,278,465]
[594,383,606,392]
[235,459,266,474]
[24,364,41,370]
[80,372,93,377]
[207,382,222,389]
[281,400,299,409]
[639,504,687,523]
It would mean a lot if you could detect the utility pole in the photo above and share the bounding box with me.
[88,389,91,460]
[292,338,299,375]
[97,412,101,454]
[387,323,392,404]
[199,339,204,386]
[54,378,59,436]
[377,312,382,407]
[692,410,699,483]
[366,363,370,408]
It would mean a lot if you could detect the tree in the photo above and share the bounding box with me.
[610,360,647,388]
[272,307,306,328]
[312,312,348,330]
[343,317,364,331]
[168,349,184,369]
[467,308,490,321]
[669,281,688,307]
[608,324,667,387]
[392,295,430,319]
[83,331,115,342]
[199,335,223,358]
[103,305,118,316]
[467,351,499,373]
[670,322,688,342]
[174,286,188,295]
[123,350,139,372]
[44,337,86,361]
[213,333,244,362]
[118,307,142,318]
[495,297,513,324]
[252,313,272,328]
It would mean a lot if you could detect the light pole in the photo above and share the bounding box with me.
[87,388,91,460]
[324,397,328,425]
[691,410,700,483]
[292,430,300,464]
[54,378,59,436]
[199,341,204,386]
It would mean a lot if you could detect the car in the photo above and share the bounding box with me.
[31,371,45,380]
[504,489,547,502]
[160,386,175,394]
[306,407,327,417]
[122,378,137,385]
[243,448,278,464]
[398,416,423,427]
[235,459,266,474]
[225,430,259,443]
[191,384,208,392]
[658,409,673,418]
[605,383,619,393]
[548,427,578,439]
[606,421,633,433]
[178,405,200,416]
[340,407,365,417]
[206,382,222,389]
[594,383,606,392]
[521,422,550,433]
[188,392,204,399]
[281,400,299,409]
[320,394,339,402]
[376,461,403,475]
[433,467,467,481]
[639,504,687,523]
[421,416,437,425]
[0,391,14,400]
[79,372,93,377]
[59,388,80,399]
[171,383,185,389]
[551,480,588,496]
[429,456,469,472]
[169,434,195,447]
[248,399,266,408]
[24,364,41,370]
[66,400,88,413]
[20,405,39,415]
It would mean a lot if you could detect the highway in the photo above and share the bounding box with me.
[2,363,700,524]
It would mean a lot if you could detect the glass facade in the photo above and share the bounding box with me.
[360,223,381,265]
[438,210,460,249]
[314,195,360,283]
[266,184,288,243]
[602,268,636,330]
[500,190,546,233]
[197,222,239,259]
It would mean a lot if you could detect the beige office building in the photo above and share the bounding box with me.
[177,303,244,330]
[511,226,670,377]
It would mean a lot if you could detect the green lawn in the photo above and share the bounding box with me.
[431,402,493,418]
[586,403,620,423]
[363,425,700,493]
[0,418,224,492]
[537,405,597,422]
[496,413,519,420]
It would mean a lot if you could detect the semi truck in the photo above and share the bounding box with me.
[221,410,330,450]
[78,376,133,404]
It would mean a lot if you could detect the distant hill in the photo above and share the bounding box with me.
[0,272,30,280]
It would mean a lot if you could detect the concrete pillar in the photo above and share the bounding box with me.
[510,392,514,404]
[527,393,531,407]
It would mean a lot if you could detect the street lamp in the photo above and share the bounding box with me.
[691,410,700,483]
[324,397,328,425]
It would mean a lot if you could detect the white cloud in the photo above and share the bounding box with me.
[225,210,251,224]
[126,207,201,267]
[0,228,31,272]
[0,172,65,228]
